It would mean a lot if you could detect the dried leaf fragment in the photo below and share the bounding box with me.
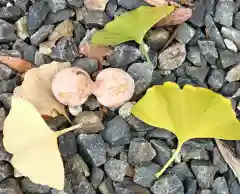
[14,61,71,118]
[0,56,32,73]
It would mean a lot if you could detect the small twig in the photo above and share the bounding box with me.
[56,123,82,137]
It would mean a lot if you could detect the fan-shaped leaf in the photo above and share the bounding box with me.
[131,82,240,177]
[92,6,174,46]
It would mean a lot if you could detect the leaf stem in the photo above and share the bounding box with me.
[139,43,153,70]
[155,142,183,178]
[56,124,82,137]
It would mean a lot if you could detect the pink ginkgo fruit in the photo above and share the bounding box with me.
[52,67,94,106]
[92,68,135,108]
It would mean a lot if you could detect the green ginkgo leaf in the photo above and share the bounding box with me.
[92,6,174,46]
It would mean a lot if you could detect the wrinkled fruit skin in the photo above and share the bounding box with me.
[52,67,94,106]
[92,68,135,108]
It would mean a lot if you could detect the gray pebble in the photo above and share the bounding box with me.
[0,6,22,22]
[213,147,228,173]
[224,39,238,52]
[51,38,78,62]
[0,19,17,43]
[150,139,171,166]
[214,0,234,27]
[0,64,15,81]
[106,0,118,18]
[0,178,22,194]
[84,96,100,110]
[34,51,52,67]
[71,175,96,194]
[14,0,30,12]
[83,10,110,28]
[221,27,240,50]
[145,28,170,50]
[0,133,11,162]
[189,0,206,27]
[221,82,240,96]
[175,23,196,44]
[0,49,21,58]
[49,0,67,13]
[106,144,124,157]
[151,174,184,194]
[78,134,106,167]
[117,0,148,10]
[185,179,197,194]
[187,46,207,67]
[107,44,141,68]
[58,132,77,157]
[67,0,84,7]
[73,21,86,45]
[181,145,209,161]
[114,7,128,18]
[21,177,51,193]
[0,108,5,131]
[167,163,194,181]
[75,7,87,22]
[104,158,128,182]
[127,62,152,96]
[0,93,12,110]
[206,0,216,16]
[30,24,54,45]
[188,28,205,46]
[198,40,218,65]
[90,167,104,189]
[126,115,154,132]
[72,58,98,74]
[45,9,75,24]
[99,178,115,194]
[133,162,160,188]
[227,169,240,194]
[146,128,175,140]
[226,63,240,82]
[207,69,225,91]
[185,66,209,83]
[219,48,240,68]
[183,139,214,151]
[0,161,13,181]
[128,138,156,166]
[205,14,225,48]
[158,43,186,70]
[212,177,230,194]
[101,116,131,146]
[200,190,213,194]
[191,160,217,189]
[234,11,240,30]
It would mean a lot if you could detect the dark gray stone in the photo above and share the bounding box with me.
[46,115,69,131]
[104,158,129,182]
[185,179,197,194]
[205,14,225,48]
[48,0,67,13]
[206,0,216,16]
[187,46,207,67]
[212,177,229,194]
[145,29,170,50]
[0,93,12,110]
[0,133,11,162]
[0,78,18,94]
[45,9,75,24]
[214,0,234,27]
[72,58,98,75]
[151,70,163,85]
[99,178,115,194]
[27,1,51,35]
[150,139,171,166]
[126,115,154,132]
[114,178,151,194]
[117,0,148,10]
[0,6,22,22]
[34,51,52,67]
[73,21,86,45]
[58,132,77,157]
[0,107,6,131]
[107,44,141,68]
[0,178,22,194]
[83,10,110,28]
[101,116,130,146]
[189,0,206,27]
[182,147,209,161]
[0,161,13,181]
[221,82,240,96]
[14,0,30,12]
[191,160,217,189]
[188,28,205,46]
[106,145,124,157]
[151,174,184,194]
[0,19,17,43]
[77,134,106,167]
[158,43,186,70]
[106,0,118,18]
[200,190,212,194]
[65,154,90,177]
[127,62,152,96]
[219,48,240,68]
[84,96,100,110]
[0,64,15,81]
[207,69,225,91]
[167,163,194,181]
[198,40,218,65]
[30,24,54,45]
[227,170,240,194]
[52,38,78,62]
[13,40,36,63]
[0,49,21,58]
[213,147,228,173]
[21,177,51,193]
[133,162,160,188]
[146,128,175,140]
[185,66,209,83]
[183,139,214,151]
[234,11,240,30]
[175,23,196,44]
[114,7,127,18]
[90,167,104,189]
[221,27,240,50]
[128,138,156,166]
[67,0,84,7]
[71,175,96,194]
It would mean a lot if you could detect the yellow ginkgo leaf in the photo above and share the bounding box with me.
[3,97,80,190]
[131,82,240,178]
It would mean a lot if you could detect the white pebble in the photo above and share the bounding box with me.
[224,39,238,52]
[69,105,82,116]
[118,101,136,119]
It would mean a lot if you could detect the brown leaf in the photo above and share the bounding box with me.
[155,7,192,26]
[144,0,168,6]
[215,139,240,182]
[0,56,32,73]
[13,61,71,119]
